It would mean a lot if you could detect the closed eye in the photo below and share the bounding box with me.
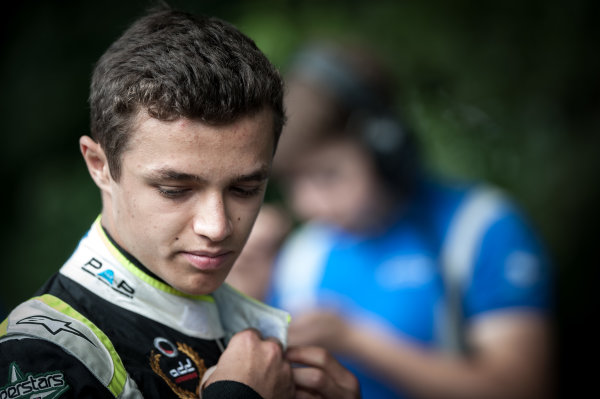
[157,186,191,199]
[230,185,264,198]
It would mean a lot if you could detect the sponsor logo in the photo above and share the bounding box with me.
[375,255,436,289]
[149,337,206,399]
[16,316,95,347]
[154,337,178,358]
[169,359,196,384]
[505,251,541,287]
[0,362,69,399]
[82,257,135,298]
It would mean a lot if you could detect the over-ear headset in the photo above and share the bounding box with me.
[286,43,420,197]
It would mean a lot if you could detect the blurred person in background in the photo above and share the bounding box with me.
[267,41,554,399]
[226,203,293,301]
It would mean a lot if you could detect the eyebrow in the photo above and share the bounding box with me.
[147,166,271,184]
[233,167,271,183]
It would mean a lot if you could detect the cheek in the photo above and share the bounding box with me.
[234,206,263,237]
[116,189,150,227]
[237,213,258,237]
[331,172,373,217]
[117,187,180,236]
[120,182,168,217]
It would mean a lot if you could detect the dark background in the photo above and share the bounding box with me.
[1,0,598,396]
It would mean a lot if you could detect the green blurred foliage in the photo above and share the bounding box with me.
[1,0,598,394]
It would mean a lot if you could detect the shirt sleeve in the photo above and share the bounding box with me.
[0,337,114,398]
[202,380,264,399]
[464,205,553,318]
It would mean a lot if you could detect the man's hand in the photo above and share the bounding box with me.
[203,329,295,398]
[287,346,360,399]
[288,310,352,354]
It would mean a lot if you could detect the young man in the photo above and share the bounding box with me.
[268,42,554,398]
[0,9,359,399]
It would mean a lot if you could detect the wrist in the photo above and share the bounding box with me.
[336,319,360,356]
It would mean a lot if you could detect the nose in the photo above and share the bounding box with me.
[192,192,233,242]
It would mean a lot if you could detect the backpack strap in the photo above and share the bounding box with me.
[439,185,508,353]
[0,294,143,398]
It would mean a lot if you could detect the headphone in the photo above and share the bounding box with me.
[287,43,420,196]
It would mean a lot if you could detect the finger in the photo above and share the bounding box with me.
[227,329,283,361]
[286,346,327,365]
[287,346,359,392]
[240,327,263,339]
[294,388,322,399]
[227,328,263,346]
[264,336,285,352]
[292,366,333,393]
[286,347,343,381]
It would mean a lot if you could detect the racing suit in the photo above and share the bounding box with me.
[0,217,290,398]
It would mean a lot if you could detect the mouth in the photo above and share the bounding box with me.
[180,250,233,271]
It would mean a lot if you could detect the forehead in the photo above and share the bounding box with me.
[296,138,368,169]
[122,109,275,176]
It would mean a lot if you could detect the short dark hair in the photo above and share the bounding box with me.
[89,8,285,179]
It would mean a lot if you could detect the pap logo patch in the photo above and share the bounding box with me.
[82,257,135,298]
[0,362,69,399]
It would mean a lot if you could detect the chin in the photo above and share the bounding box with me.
[179,277,224,296]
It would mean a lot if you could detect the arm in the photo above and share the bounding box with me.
[202,380,264,399]
[288,309,552,399]
[0,338,116,398]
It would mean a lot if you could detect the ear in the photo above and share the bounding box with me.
[79,135,113,192]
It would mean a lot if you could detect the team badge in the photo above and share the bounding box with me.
[149,337,206,399]
[81,257,135,298]
[0,362,69,399]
